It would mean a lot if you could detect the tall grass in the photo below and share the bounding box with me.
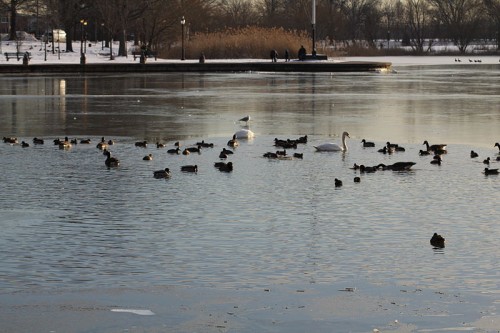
[162,26,332,60]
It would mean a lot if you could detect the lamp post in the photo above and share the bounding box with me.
[181,16,185,60]
[311,0,316,57]
[57,30,60,60]
[80,19,87,64]
[101,23,104,50]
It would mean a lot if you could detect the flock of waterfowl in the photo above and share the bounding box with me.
[3,123,499,249]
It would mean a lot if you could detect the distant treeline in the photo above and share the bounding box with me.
[4,0,499,56]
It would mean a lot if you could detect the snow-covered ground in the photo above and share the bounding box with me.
[1,35,499,67]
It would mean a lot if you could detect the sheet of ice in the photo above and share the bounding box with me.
[110,308,155,316]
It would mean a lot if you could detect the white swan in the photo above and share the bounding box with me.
[234,129,255,139]
[314,131,350,152]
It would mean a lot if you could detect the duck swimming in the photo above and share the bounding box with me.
[361,139,375,147]
[104,151,120,167]
[181,165,198,172]
[153,168,171,179]
[314,131,350,152]
[495,142,500,152]
[143,154,153,161]
[334,178,343,187]
[470,150,478,158]
[484,168,499,175]
[227,134,239,147]
[430,233,445,248]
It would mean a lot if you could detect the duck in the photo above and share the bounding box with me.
[221,148,234,155]
[227,134,239,147]
[234,128,255,139]
[104,151,120,167]
[80,138,91,144]
[353,176,361,183]
[314,131,350,152]
[219,151,228,159]
[3,136,18,144]
[484,167,499,175]
[430,233,445,248]
[293,153,303,159]
[33,137,44,144]
[276,149,287,156]
[419,150,431,156]
[196,140,214,148]
[495,142,500,152]
[135,140,148,148]
[167,147,180,154]
[153,168,171,179]
[423,140,447,152]
[430,156,441,165]
[107,139,115,145]
[174,141,181,147]
[181,165,198,172]
[21,141,30,148]
[470,150,478,158]
[379,162,416,171]
[156,142,166,148]
[70,138,78,145]
[58,136,71,149]
[143,154,153,161]
[334,178,343,187]
[186,145,202,153]
[96,137,108,150]
[263,152,278,159]
[182,148,190,155]
[361,139,375,147]
[217,161,233,172]
[483,157,490,165]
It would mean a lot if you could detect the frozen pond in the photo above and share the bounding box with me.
[0,62,499,332]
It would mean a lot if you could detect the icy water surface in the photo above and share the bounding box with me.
[0,64,499,331]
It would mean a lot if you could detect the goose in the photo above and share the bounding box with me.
[143,154,153,161]
[423,140,447,152]
[96,137,108,150]
[234,128,255,139]
[33,137,44,144]
[361,139,375,147]
[227,134,239,147]
[104,151,120,167]
[470,150,478,158]
[314,131,350,152]
[334,178,343,187]
[430,233,445,248]
[484,168,499,175]
[495,142,500,152]
[379,162,416,171]
[153,168,171,179]
[359,165,378,173]
[181,165,198,172]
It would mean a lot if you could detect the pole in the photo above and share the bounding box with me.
[181,16,185,60]
[311,0,316,56]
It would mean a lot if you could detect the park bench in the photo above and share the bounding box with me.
[4,52,31,61]
[132,50,157,61]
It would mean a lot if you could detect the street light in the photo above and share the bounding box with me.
[181,16,185,60]
[80,19,87,64]
[101,23,104,50]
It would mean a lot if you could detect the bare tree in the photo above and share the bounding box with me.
[483,0,500,49]
[220,0,260,27]
[405,0,434,52]
[428,0,486,53]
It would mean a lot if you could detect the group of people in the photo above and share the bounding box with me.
[270,45,308,62]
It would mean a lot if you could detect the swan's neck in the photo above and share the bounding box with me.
[342,134,348,151]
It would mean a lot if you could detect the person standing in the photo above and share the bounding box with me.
[270,49,278,62]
